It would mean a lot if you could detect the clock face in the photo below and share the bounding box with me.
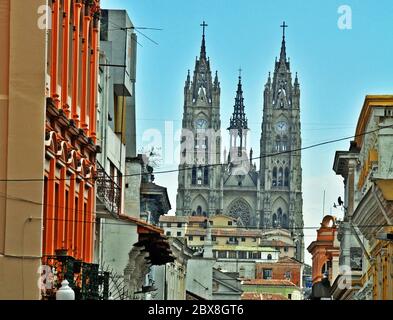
[275,121,288,133]
[195,119,208,129]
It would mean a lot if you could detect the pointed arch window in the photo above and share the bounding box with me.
[204,167,209,185]
[282,136,288,151]
[191,166,197,185]
[272,213,278,228]
[283,214,288,229]
[275,136,281,152]
[197,166,203,185]
[277,208,283,227]
[272,167,277,187]
[278,168,283,186]
[197,206,202,215]
[284,167,289,187]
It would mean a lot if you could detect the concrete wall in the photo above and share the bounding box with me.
[0,0,46,300]
[186,258,215,300]
[99,219,138,276]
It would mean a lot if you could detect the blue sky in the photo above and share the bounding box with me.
[102,0,393,264]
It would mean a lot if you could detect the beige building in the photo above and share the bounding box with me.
[332,95,393,300]
[0,0,47,300]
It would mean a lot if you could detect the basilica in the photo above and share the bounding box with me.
[175,22,304,261]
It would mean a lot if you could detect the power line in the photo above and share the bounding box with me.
[1,190,391,231]
[0,123,390,182]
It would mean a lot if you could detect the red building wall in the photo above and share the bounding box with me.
[255,258,302,287]
[43,0,100,263]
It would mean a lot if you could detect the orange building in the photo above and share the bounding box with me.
[255,257,303,287]
[43,0,100,263]
[307,215,340,285]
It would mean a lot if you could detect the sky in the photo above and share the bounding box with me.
[102,0,393,264]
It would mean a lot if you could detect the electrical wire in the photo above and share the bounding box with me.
[0,191,391,230]
[0,123,390,182]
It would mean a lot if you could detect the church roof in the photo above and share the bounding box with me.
[241,292,288,300]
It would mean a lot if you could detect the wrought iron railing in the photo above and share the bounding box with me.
[96,161,121,216]
[41,254,110,300]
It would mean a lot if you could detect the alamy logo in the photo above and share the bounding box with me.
[337,5,352,30]
[37,5,51,30]
[37,265,55,293]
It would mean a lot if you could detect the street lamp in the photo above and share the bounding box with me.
[56,280,75,300]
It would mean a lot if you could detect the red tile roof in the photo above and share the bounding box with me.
[242,279,297,287]
[241,292,288,300]
[159,215,206,223]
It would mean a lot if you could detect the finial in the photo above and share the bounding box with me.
[280,21,288,39]
[238,66,242,79]
[200,20,208,36]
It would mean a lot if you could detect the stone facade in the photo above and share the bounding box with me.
[176,25,304,261]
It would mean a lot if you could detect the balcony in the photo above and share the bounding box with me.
[96,161,121,216]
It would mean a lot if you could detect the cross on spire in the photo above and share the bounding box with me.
[238,67,242,79]
[280,21,288,38]
[200,21,208,36]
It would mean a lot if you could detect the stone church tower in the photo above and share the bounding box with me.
[259,23,304,261]
[176,22,222,217]
[176,22,304,261]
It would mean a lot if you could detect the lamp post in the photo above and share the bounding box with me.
[56,280,75,300]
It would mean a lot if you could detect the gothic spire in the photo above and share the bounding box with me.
[200,21,208,60]
[279,21,288,63]
[228,72,248,130]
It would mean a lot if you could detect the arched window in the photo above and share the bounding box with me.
[191,166,196,185]
[278,168,283,186]
[272,213,277,228]
[197,166,203,185]
[284,167,289,187]
[272,167,277,187]
[282,136,288,151]
[282,214,288,229]
[204,167,209,185]
[277,208,283,227]
[197,206,202,215]
[267,254,272,260]
[275,136,281,152]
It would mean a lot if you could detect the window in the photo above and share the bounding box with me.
[263,269,272,280]
[284,167,289,187]
[177,232,182,237]
[272,213,277,228]
[284,247,288,252]
[197,206,202,215]
[211,236,216,242]
[238,251,247,259]
[217,251,227,259]
[275,136,281,152]
[241,237,246,242]
[283,214,288,229]
[228,251,237,259]
[200,236,205,241]
[282,136,288,151]
[167,223,172,227]
[285,271,291,280]
[177,223,182,228]
[192,166,196,185]
[188,236,193,241]
[252,252,261,260]
[272,167,277,187]
[288,294,292,300]
[204,167,209,185]
[228,221,232,226]
[278,168,283,186]
[267,254,272,260]
[166,231,171,236]
[197,166,203,185]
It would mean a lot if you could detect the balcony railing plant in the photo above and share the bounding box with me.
[96,161,121,216]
